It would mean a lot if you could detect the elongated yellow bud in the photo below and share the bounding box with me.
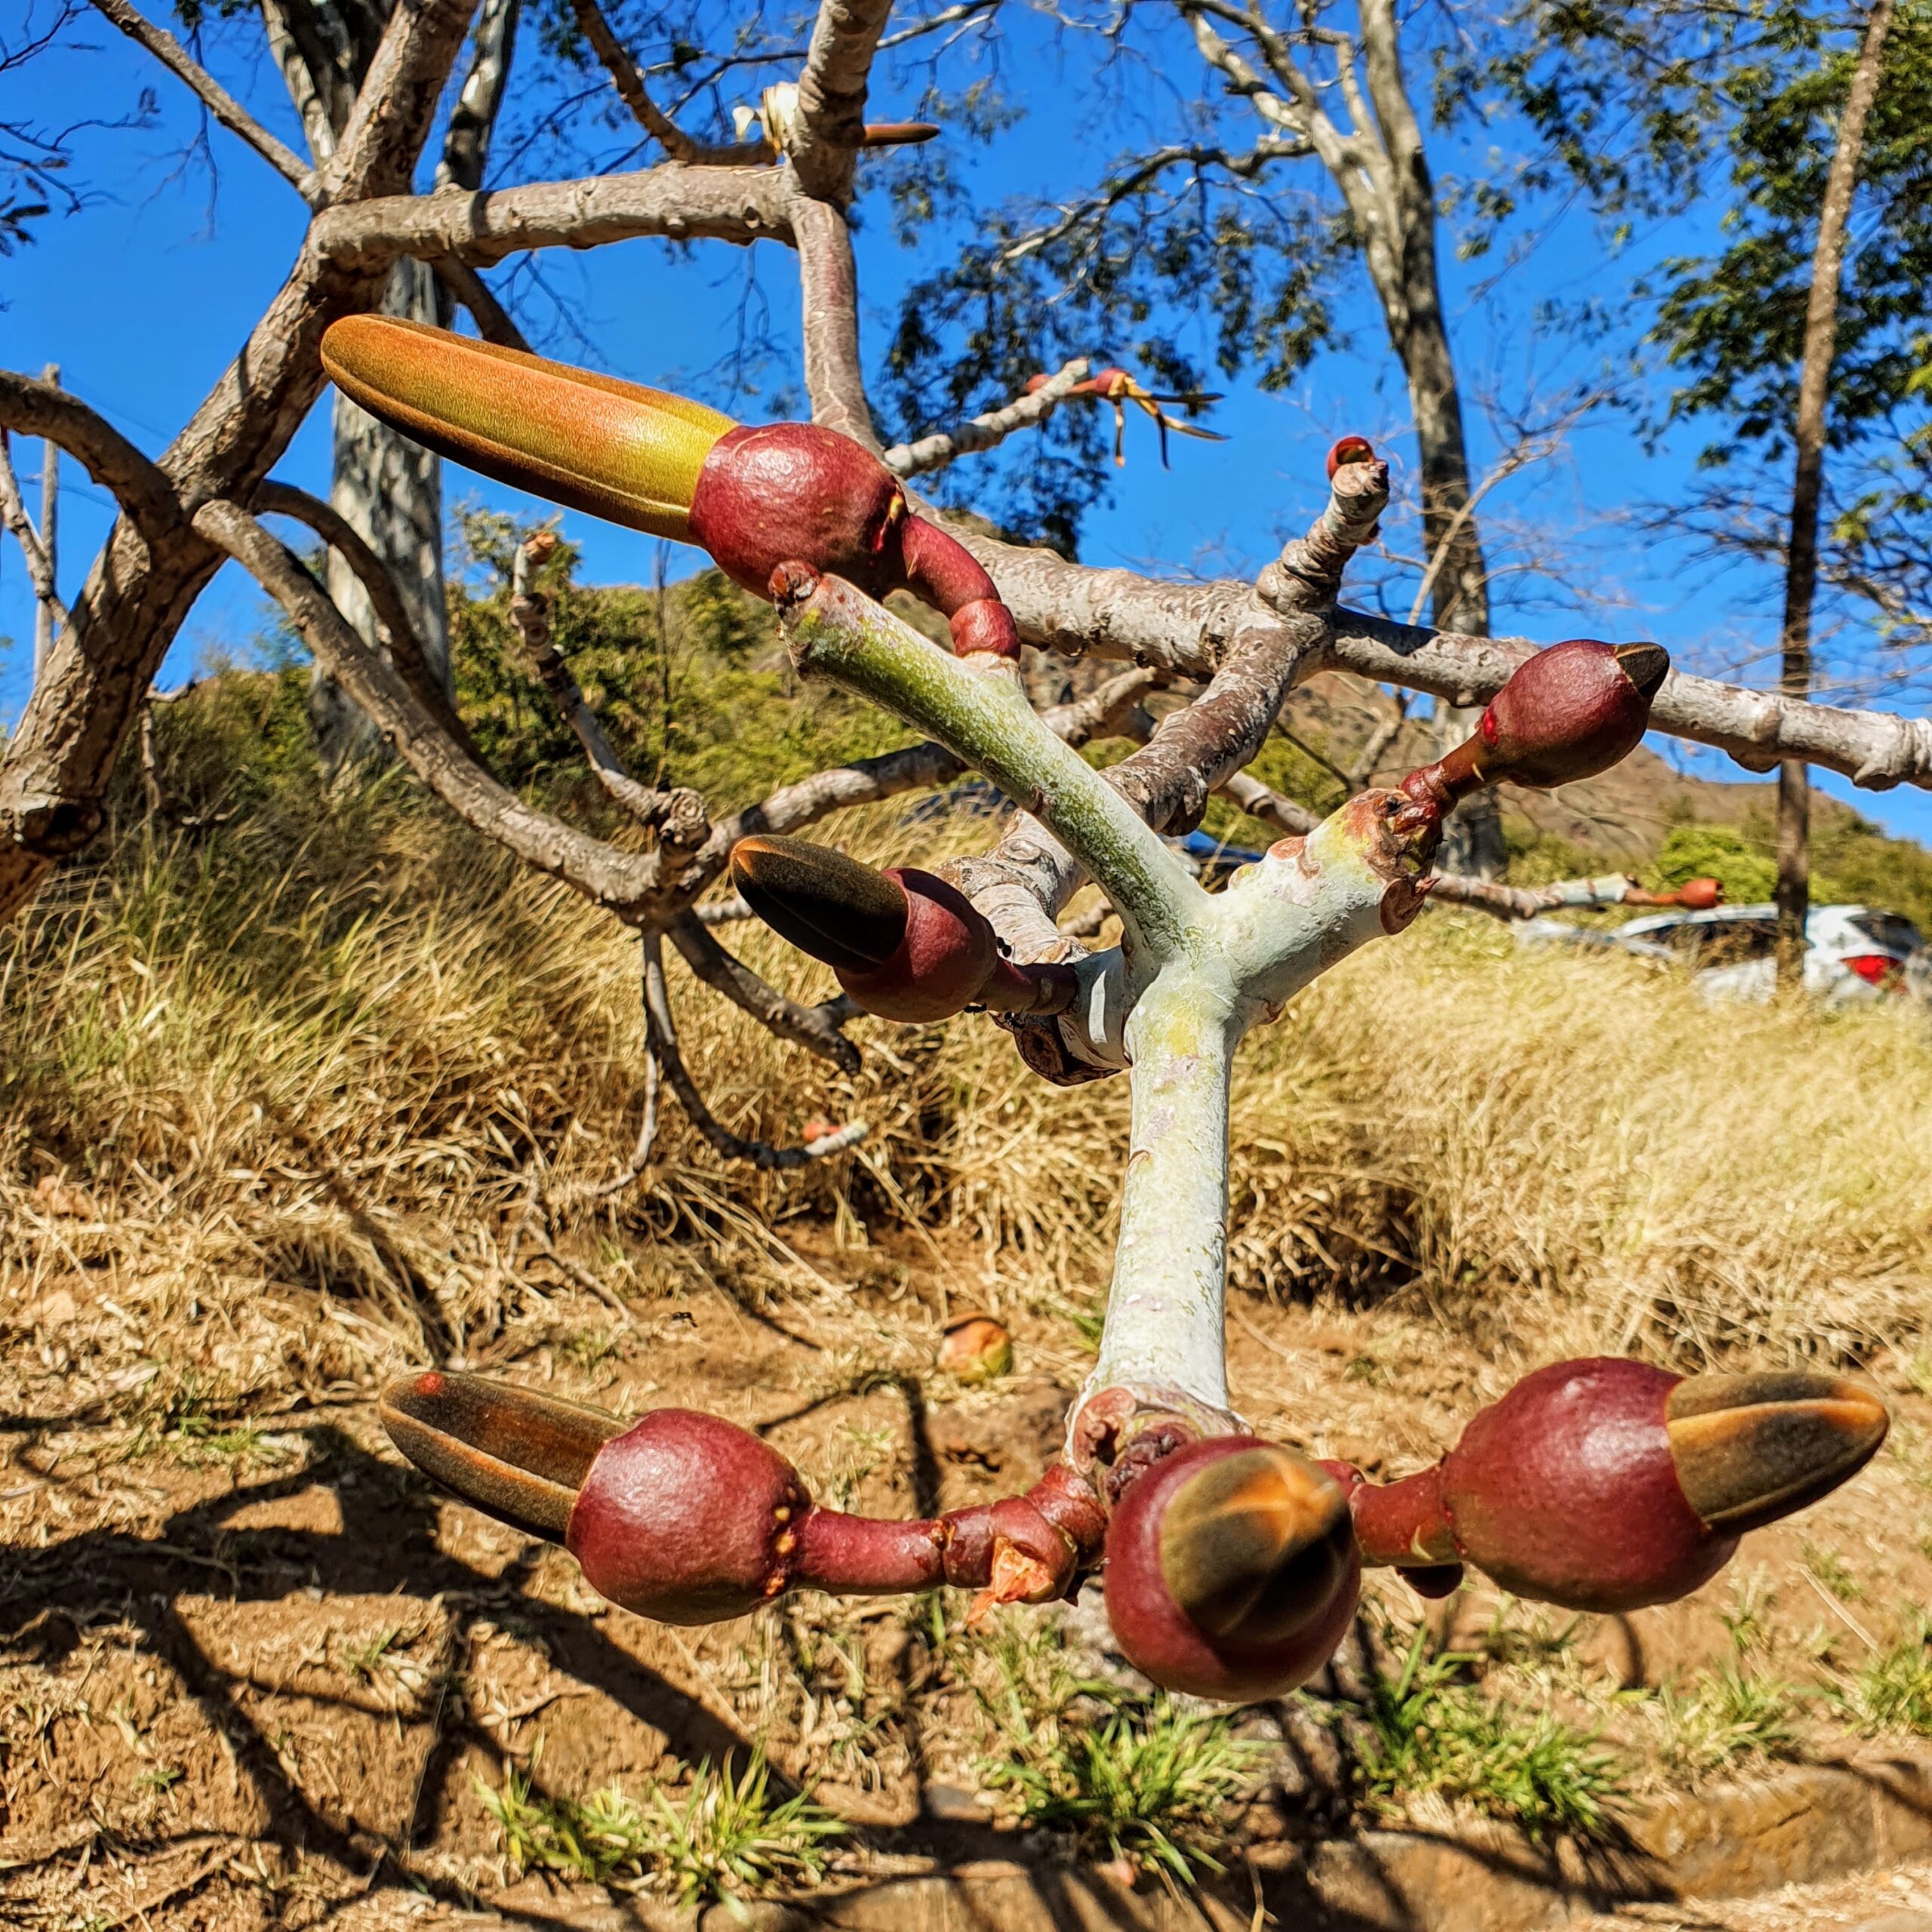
[320,315,734,540]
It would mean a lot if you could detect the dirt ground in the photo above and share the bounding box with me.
[5,1213,1930,1932]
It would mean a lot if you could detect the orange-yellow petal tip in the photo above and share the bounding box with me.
[319,315,735,541]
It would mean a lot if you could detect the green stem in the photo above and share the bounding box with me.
[780,572,1205,961]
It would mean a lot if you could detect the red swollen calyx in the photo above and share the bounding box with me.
[1103,1435,1361,1703]
[1346,1358,1888,1613]
[1401,640,1670,817]
[691,423,1018,657]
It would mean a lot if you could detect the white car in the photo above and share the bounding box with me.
[1519,903,1930,1006]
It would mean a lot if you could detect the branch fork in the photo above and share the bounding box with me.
[285,266,1893,1699]
[374,423,1891,1703]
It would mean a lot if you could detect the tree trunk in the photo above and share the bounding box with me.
[1352,0,1504,875]
[264,0,519,764]
[33,364,57,688]
[312,254,449,763]
[1776,0,1894,986]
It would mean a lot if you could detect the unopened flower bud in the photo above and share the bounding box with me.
[1103,1437,1360,1703]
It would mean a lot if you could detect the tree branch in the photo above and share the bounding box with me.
[1427,872,1645,921]
[1221,768,1318,836]
[791,185,878,448]
[433,257,531,350]
[643,932,868,1170]
[252,478,469,746]
[942,519,1932,794]
[566,0,760,165]
[666,912,861,1072]
[89,0,321,205]
[884,359,1091,478]
[311,163,793,270]
[1328,608,1932,791]
[193,499,665,915]
[789,0,895,199]
[0,367,182,537]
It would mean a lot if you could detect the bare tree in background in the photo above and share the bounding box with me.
[2,0,1930,1161]
[249,0,523,759]
[1775,0,1895,985]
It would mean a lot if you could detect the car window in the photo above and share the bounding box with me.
[1653,921,1705,953]
[1850,912,1925,954]
[1696,921,1779,968]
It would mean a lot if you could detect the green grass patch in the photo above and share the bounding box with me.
[479,1747,844,1909]
[1644,1658,1807,1782]
[1834,1620,1932,1737]
[1317,1623,1626,1840]
[968,1619,1265,1878]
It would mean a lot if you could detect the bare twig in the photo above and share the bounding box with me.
[0,429,63,636]
[88,0,321,203]
[434,258,531,351]
[567,0,761,165]
[667,912,860,1072]
[884,359,1091,478]
[1220,769,1319,837]
[792,187,878,448]
[254,478,469,746]
[642,932,867,1171]
[507,529,627,775]
[192,499,664,915]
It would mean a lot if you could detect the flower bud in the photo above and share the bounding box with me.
[568,1409,811,1624]
[1402,641,1671,816]
[320,316,1018,657]
[731,835,1003,1021]
[1350,1358,1888,1613]
[1478,640,1668,789]
[1103,1437,1360,1703]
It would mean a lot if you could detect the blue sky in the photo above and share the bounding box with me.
[4,1,1928,847]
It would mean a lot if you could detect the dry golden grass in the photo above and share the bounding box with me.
[3,765,1927,1420]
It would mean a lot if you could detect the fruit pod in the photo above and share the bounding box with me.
[1103,1436,1361,1703]
[1350,1359,1889,1614]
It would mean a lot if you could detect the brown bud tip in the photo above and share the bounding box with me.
[858,120,941,146]
[1105,1437,1360,1703]
[937,1315,1012,1383]
[380,1371,625,1542]
[1614,641,1669,700]
[730,834,909,975]
[1666,1371,1889,1537]
[1326,435,1377,478]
